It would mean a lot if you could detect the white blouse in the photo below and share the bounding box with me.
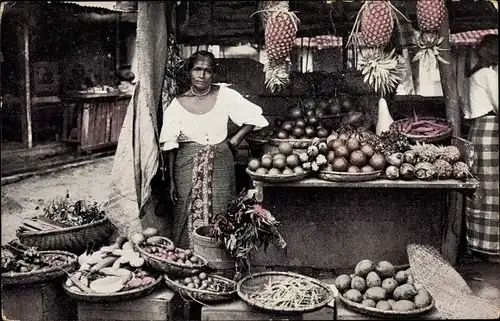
[465,66,498,119]
[160,86,269,151]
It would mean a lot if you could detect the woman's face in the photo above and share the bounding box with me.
[189,58,214,91]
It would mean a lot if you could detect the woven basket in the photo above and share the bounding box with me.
[237,271,334,314]
[136,242,208,277]
[390,117,453,144]
[62,275,163,303]
[317,170,382,182]
[164,273,237,303]
[407,244,499,319]
[2,250,78,286]
[338,295,435,319]
[16,217,115,254]
[246,168,310,183]
[268,138,326,149]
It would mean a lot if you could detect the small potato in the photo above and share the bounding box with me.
[190,256,199,263]
[187,283,195,288]
[183,277,192,284]
[184,249,193,257]
[184,260,193,266]
[178,253,187,261]
[176,259,185,264]
[199,272,207,280]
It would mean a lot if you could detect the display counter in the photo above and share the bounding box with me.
[249,177,479,272]
[60,92,132,154]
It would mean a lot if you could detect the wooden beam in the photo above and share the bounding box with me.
[437,9,461,137]
[19,18,33,148]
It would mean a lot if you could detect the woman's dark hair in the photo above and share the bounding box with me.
[186,50,217,73]
[467,34,498,77]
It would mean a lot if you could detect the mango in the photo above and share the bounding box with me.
[351,276,367,293]
[364,286,387,302]
[334,274,352,293]
[362,299,376,308]
[394,270,408,284]
[376,300,392,311]
[392,300,416,312]
[344,289,362,303]
[366,271,382,288]
[381,277,398,295]
[375,261,395,278]
[354,259,375,277]
[393,284,417,301]
[413,289,432,308]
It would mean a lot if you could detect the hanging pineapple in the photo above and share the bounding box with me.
[348,0,406,97]
[257,1,300,93]
[413,0,449,70]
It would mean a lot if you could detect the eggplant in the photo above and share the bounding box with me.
[385,166,400,180]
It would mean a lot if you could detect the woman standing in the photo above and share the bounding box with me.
[464,34,498,262]
[160,51,268,248]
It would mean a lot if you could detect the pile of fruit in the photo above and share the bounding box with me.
[246,142,308,176]
[319,135,385,173]
[64,228,161,294]
[1,245,75,273]
[335,259,433,312]
[273,116,330,140]
[138,242,204,267]
[171,272,234,292]
[383,142,473,181]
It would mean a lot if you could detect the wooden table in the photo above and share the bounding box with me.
[249,177,479,271]
[60,92,131,154]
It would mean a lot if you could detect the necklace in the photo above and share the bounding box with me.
[191,86,211,98]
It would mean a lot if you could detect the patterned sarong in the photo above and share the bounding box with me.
[465,115,499,256]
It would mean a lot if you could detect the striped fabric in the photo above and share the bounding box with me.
[465,116,499,257]
[294,29,498,49]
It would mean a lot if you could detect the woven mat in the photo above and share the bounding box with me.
[407,244,499,319]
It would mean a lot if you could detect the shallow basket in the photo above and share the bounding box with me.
[246,168,310,183]
[237,271,334,314]
[317,170,382,182]
[390,117,453,144]
[164,273,237,303]
[268,138,326,149]
[2,250,78,286]
[338,295,435,319]
[136,240,208,277]
[62,275,163,303]
[16,217,115,254]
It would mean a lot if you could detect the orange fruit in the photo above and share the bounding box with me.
[247,158,261,171]
[278,142,293,156]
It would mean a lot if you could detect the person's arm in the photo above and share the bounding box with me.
[167,149,178,203]
[228,124,255,155]
[486,68,498,113]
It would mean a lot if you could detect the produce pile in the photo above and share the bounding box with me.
[335,259,433,312]
[18,193,106,234]
[64,228,161,295]
[247,277,323,309]
[382,142,473,181]
[138,240,205,267]
[392,114,451,137]
[171,272,234,292]
[1,244,75,274]
[247,141,309,176]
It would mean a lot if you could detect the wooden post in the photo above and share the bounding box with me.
[437,8,461,137]
[19,16,33,148]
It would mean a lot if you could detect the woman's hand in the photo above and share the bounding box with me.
[228,138,239,158]
[169,181,178,204]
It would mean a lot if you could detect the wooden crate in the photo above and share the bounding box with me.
[2,282,77,321]
[77,288,183,321]
[335,298,442,320]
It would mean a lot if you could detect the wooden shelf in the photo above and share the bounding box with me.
[252,177,480,190]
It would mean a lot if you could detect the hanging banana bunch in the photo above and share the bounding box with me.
[348,0,407,97]
[413,0,449,71]
[255,1,300,93]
